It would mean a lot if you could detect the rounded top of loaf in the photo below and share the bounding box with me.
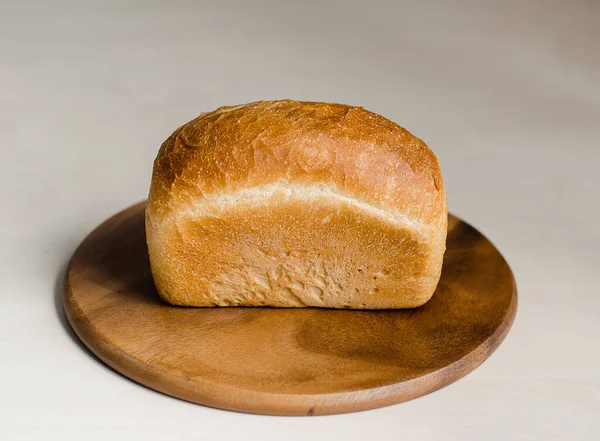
[148,100,446,228]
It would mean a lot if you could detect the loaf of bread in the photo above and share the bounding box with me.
[146,100,447,309]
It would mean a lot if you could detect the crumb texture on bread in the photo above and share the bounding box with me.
[146,100,447,309]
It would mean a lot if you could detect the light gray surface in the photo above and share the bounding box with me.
[1,0,599,440]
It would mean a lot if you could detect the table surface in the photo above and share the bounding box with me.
[1,1,598,440]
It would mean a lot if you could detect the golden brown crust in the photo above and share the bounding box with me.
[146,100,447,309]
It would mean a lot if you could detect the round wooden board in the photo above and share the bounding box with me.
[64,202,517,416]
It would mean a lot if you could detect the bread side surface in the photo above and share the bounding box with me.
[146,100,447,309]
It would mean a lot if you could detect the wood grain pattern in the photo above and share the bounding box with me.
[63,202,517,416]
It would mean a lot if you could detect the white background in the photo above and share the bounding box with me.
[1,0,599,440]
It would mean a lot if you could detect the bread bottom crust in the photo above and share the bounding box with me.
[146,194,444,309]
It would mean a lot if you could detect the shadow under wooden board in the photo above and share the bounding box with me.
[64,201,517,416]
